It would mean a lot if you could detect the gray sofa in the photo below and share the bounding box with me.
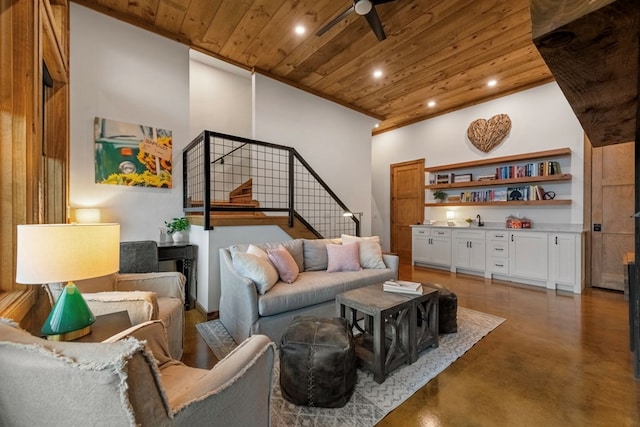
[219,238,399,345]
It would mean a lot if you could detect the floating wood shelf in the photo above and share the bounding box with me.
[424,148,571,173]
[425,199,572,207]
[424,147,573,206]
[426,173,572,190]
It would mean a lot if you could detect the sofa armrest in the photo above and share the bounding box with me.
[115,272,185,301]
[82,291,159,325]
[219,248,260,344]
[383,253,400,280]
[171,335,275,424]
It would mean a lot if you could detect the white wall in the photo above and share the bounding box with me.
[70,4,190,241]
[372,82,585,250]
[189,51,252,139]
[253,74,378,235]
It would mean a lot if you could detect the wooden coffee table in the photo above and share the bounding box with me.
[336,283,439,383]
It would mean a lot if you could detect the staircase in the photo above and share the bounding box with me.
[183,131,360,239]
[187,179,319,239]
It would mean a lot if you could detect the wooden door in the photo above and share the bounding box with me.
[591,141,635,290]
[391,159,424,261]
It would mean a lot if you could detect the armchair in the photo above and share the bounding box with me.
[0,319,276,427]
[46,271,186,359]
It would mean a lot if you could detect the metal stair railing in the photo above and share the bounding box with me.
[183,130,360,238]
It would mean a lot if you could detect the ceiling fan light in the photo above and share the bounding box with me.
[355,0,373,15]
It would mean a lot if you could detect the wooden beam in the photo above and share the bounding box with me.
[531,0,639,147]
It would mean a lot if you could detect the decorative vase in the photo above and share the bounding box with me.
[172,231,187,243]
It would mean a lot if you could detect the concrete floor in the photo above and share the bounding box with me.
[183,263,640,426]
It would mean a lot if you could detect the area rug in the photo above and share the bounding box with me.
[196,307,505,426]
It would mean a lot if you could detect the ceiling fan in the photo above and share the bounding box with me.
[316,0,397,42]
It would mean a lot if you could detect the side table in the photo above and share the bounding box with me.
[74,311,132,343]
[336,283,439,383]
[157,242,197,310]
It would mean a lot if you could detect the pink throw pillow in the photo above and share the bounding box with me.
[267,246,299,283]
[326,243,361,272]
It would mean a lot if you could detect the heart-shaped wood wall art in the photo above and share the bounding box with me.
[466,114,512,153]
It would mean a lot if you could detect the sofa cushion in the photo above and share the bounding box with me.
[83,291,158,325]
[302,239,339,271]
[326,243,361,272]
[257,268,396,316]
[341,235,386,269]
[230,240,304,272]
[247,244,269,259]
[267,246,299,284]
[232,251,278,295]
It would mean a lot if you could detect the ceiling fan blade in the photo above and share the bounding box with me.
[372,0,396,5]
[365,6,386,41]
[316,5,355,37]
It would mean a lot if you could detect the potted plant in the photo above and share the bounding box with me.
[432,189,447,203]
[165,217,189,243]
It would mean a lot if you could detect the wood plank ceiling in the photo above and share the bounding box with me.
[72,0,555,134]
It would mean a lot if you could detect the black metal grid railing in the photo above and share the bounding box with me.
[183,130,359,238]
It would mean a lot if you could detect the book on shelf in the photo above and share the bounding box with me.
[383,280,423,295]
[495,161,562,179]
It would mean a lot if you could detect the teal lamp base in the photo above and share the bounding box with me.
[42,282,96,341]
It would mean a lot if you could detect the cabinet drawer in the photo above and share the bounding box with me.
[489,231,508,241]
[413,228,429,236]
[431,229,451,237]
[489,242,508,258]
[489,258,509,274]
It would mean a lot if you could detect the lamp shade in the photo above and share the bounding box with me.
[74,208,101,223]
[16,223,120,339]
[16,223,120,284]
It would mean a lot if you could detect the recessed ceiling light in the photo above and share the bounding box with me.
[487,79,497,87]
[294,25,305,35]
[374,123,380,128]
[427,100,436,108]
[373,69,383,78]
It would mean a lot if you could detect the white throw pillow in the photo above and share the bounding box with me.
[341,234,386,269]
[247,244,269,259]
[232,251,279,294]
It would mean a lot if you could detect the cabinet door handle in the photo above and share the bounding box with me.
[496,248,503,252]
[495,234,504,238]
[555,236,558,245]
[470,241,472,249]
[496,263,504,267]
[511,235,514,242]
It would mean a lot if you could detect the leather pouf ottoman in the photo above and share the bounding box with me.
[423,283,458,334]
[280,316,356,408]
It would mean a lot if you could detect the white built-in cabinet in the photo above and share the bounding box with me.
[411,228,451,267]
[548,233,580,291]
[486,230,509,276]
[412,226,584,293]
[509,231,548,282]
[452,230,485,272]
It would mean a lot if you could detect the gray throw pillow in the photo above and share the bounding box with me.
[302,239,334,271]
